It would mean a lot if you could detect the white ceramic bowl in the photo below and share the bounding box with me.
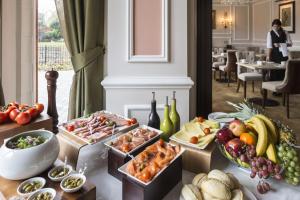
[17,177,46,197]
[0,130,60,180]
[48,165,73,182]
[60,173,86,193]
[28,188,56,200]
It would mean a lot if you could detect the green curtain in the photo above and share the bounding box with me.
[0,0,5,106]
[55,0,105,119]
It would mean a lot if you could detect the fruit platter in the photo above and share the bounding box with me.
[181,169,257,200]
[59,111,138,144]
[118,139,183,185]
[170,117,220,150]
[104,125,162,156]
[215,101,300,194]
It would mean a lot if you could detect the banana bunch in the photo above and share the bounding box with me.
[245,114,279,163]
[181,170,244,200]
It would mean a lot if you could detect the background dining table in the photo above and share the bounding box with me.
[237,61,286,107]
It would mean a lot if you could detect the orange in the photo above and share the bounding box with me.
[240,132,257,146]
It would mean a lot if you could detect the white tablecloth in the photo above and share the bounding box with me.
[79,143,300,200]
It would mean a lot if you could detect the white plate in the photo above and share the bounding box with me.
[208,112,234,123]
[179,185,257,200]
[60,173,86,193]
[104,125,162,157]
[118,145,185,186]
[28,188,56,200]
[17,177,46,197]
[48,165,73,182]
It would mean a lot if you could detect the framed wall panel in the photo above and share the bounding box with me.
[127,0,169,62]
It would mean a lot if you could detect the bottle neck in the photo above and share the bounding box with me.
[171,99,176,111]
[164,104,169,117]
[151,100,156,110]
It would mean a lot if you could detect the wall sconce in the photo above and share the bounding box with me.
[221,12,232,29]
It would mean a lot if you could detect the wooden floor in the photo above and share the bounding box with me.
[212,77,300,134]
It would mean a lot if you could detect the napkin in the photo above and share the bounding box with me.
[279,43,288,57]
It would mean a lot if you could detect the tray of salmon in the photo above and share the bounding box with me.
[104,125,162,157]
[118,139,184,186]
[59,111,139,144]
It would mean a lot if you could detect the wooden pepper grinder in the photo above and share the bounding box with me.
[45,69,59,133]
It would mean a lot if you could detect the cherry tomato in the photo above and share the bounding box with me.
[9,108,20,121]
[8,102,19,108]
[126,120,132,126]
[66,124,75,132]
[0,112,8,124]
[189,136,198,144]
[130,118,137,124]
[121,143,130,152]
[34,103,44,114]
[15,112,31,125]
[158,139,165,147]
[99,116,107,122]
[26,107,39,119]
[204,128,211,135]
[197,116,205,123]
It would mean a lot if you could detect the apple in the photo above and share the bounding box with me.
[229,119,247,137]
[225,138,245,158]
[216,127,234,144]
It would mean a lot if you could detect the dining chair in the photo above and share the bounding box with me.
[289,51,300,59]
[212,59,225,80]
[219,50,237,86]
[236,51,262,99]
[262,60,300,118]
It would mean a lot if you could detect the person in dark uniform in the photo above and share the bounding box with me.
[266,19,293,81]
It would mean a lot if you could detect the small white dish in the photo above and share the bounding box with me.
[208,112,235,123]
[60,173,86,193]
[17,177,46,197]
[48,165,73,182]
[28,188,56,200]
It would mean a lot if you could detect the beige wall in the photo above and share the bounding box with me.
[213,0,300,49]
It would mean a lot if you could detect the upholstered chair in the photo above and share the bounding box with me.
[219,50,237,86]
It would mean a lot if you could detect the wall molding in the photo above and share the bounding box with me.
[252,0,272,42]
[233,5,250,41]
[101,76,194,89]
[124,104,164,118]
[127,0,169,63]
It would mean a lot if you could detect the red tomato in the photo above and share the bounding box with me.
[126,120,132,126]
[8,102,19,108]
[66,124,75,132]
[34,103,44,114]
[26,107,39,118]
[15,112,31,125]
[130,118,137,124]
[9,108,20,121]
[5,106,17,115]
[0,112,8,124]
[99,116,107,122]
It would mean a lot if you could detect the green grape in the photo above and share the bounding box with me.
[288,166,295,172]
[294,177,300,183]
[294,172,300,177]
[287,152,294,159]
[293,157,299,162]
[290,161,296,167]
[278,152,283,158]
[286,178,293,184]
[295,166,300,172]
[278,146,284,152]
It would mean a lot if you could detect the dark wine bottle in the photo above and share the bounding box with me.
[147,92,160,129]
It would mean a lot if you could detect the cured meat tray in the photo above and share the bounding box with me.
[59,111,138,144]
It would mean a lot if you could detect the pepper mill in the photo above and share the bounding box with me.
[45,69,59,133]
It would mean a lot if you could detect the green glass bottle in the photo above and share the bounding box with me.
[169,91,180,133]
[160,96,174,141]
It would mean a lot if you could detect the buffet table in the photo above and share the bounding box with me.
[0,161,96,200]
[83,145,300,200]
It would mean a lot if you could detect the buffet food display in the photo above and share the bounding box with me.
[119,139,183,184]
[170,117,220,150]
[60,111,138,144]
[181,169,251,200]
[105,125,161,155]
